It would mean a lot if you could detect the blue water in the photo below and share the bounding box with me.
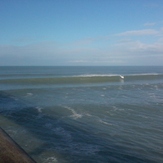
[0,66,163,163]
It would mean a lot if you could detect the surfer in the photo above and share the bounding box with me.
[120,75,124,79]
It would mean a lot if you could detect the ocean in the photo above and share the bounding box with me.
[0,66,163,163]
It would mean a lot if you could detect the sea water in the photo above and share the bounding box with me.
[0,66,163,163]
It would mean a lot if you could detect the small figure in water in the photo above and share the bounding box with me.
[120,75,124,79]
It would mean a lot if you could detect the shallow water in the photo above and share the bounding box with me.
[0,66,163,163]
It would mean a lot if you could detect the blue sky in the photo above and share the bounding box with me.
[0,0,163,66]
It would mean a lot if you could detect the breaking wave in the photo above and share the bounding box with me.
[1,73,162,85]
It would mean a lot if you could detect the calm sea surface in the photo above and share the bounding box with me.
[0,66,163,163]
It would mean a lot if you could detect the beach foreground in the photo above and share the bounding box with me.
[0,127,36,163]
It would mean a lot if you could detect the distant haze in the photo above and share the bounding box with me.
[0,1,163,66]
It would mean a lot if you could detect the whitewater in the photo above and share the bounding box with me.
[0,66,163,163]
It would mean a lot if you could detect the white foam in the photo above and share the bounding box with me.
[44,157,58,163]
[130,73,159,76]
[85,113,92,117]
[102,87,107,90]
[99,119,113,126]
[75,74,118,77]
[36,106,43,113]
[154,85,158,90]
[112,106,124,112]
[106,111,114,116]
[26,92,33,96]
[64,106,83,119]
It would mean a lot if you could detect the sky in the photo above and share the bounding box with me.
[0,0,163,66]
